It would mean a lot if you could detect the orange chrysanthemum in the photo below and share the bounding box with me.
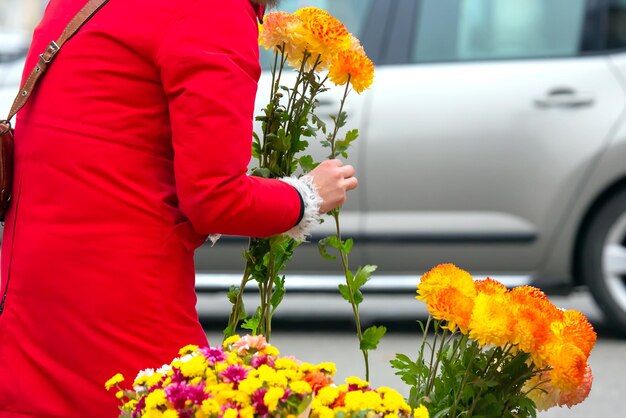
[508,286,560,363]
[416,264,475,304]
[523,371,560,411]
[547,343,588,392]
[558,363,593,408]
[426,286,474,333]
[304,370,332,393]
[560,309,596,359]
[468,292,514,347]
[293,7,351,60]
[259,11,304,60]
[328,48,375,94]
[474,277,507,295]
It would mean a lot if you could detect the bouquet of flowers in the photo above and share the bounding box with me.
[225,5,382,383]
[106,334,421,418]
[391,264,597,417]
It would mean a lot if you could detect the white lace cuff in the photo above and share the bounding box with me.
[279,175,322,241]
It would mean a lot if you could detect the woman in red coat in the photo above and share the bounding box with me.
[0,0,357,416]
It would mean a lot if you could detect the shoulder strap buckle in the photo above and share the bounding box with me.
[39,41,60,65]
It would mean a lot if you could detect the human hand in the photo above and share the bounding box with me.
[307,159,358,214]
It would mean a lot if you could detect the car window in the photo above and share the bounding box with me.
[608,0,626,49]
[259,0,374,70]
[411,0,587,63]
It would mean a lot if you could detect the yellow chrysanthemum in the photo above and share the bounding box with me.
[289,380,313,395]
[178,344,199,356]
[200,398,221,415]
[122,399,138,411]
[378,387,411,413]
[239,406,256,418]
[413,404,430,418]
[105,373,124,390]
[344,390,382,412]
[264,387,285,412]
[311,405,336,418]
[162,410,178,418]
[223,335,240,347]
[315,385,340,406]
[345,376,369,388]
[328,48,374,94]
[274,357,298,371]
[180,355,208,379]
[259,364,289,386]
[145,372,164,388]
[144,389,168,409]
[223,408,238,418]
[261,345,280,357]
[316,362,337,376]
[239,376,263,395]
[468,292,514,347]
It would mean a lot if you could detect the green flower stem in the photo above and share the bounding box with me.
[467,344,516,416]
[329,80,351,157]
[426,327,449,396]
[225,258,253,338]
[326,76,372,381]
[450,337,480,417]
[332,210,369,381]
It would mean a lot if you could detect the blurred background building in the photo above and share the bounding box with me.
[0,0,47,35]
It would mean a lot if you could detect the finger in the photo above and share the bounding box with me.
[328,158,343,167]
[339,164,356,178]
[344,176,358,191]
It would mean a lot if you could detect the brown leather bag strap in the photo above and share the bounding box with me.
[4,0,110,123]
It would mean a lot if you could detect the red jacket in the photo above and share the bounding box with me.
[0,0,300,416]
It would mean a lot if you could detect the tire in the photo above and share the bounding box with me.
[580,188,626,333]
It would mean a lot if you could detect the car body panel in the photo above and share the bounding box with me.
[360,56,624,278]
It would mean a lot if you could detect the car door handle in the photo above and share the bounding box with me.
[534,88,594,108]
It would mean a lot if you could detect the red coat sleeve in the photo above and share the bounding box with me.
[156,0,301,237]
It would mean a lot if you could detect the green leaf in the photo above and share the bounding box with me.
[311,113,327,134]
[353,289,363,306]
[270,276,286,311]
[342,238,354,254]
[318,237,338,260]
[251,167,271,178]
[338,284,351,302]
[353,264,377,290]
[299,155,318,173]
[226,286,240,304]
[242,308,261,334]
[360,325,387,350]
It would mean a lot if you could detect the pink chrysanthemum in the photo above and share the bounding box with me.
[220,365,249,388]
[199,346,227,365]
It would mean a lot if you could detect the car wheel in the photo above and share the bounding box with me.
[581,188,626,333]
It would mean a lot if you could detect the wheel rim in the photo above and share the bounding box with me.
[602,211,626,312]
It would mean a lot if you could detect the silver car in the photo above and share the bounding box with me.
[3,0,626,332]
[195,0,626,333]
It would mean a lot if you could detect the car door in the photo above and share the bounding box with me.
[361,0,625,285]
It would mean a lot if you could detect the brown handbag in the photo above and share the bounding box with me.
[0,0,110,222]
